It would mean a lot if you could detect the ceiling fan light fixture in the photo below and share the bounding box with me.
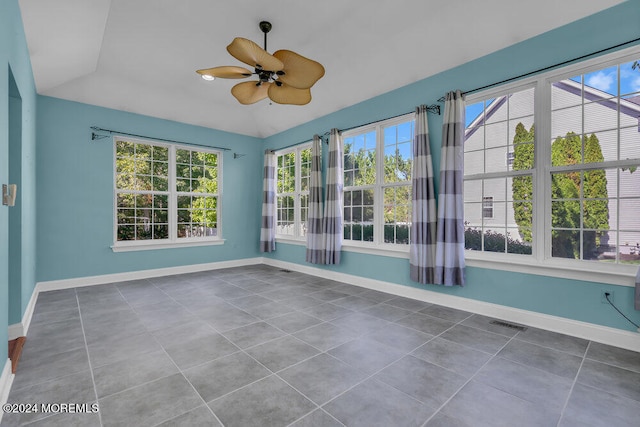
[197,21,324,105]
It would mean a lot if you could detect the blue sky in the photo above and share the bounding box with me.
[578,60,640,96]
[464,59,640,128]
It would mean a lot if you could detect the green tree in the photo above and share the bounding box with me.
[115,141,168,241]
[343,141,412,243]
[383,148,412,243]
[550,132,582,258]
[512,126,610,259]
[277,151,296,194]
[189,151,219,233]
[583,133,609,256]
[344,143,376,187]
[511,123,535,242]
[383,147,412,222]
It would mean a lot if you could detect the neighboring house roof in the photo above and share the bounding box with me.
[626,94,640,106]
[465,95,509,140]
[465,80,640,139]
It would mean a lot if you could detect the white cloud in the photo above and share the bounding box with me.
[630,75,640,93]
[586,71,615,93]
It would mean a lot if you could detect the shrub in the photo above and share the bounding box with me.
[465,227,532,255]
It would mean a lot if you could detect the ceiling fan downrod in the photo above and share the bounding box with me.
[254,22,286,86]
[259,21,272,51]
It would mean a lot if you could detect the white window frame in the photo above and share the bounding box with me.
[464,82,537,257]
[112,136,224,252]
[464,45,640,286]
[342,113,414,251]
[274,143,312,241]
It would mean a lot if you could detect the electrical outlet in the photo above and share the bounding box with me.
[601,290,614,304]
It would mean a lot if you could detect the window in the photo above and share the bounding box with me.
[464,48,640,268]
[114,137,221,248]
[275,144,311,239]
[464,86,535,255]
[343,115,414,245]
[549,59,640,263]
[482,197,494,219]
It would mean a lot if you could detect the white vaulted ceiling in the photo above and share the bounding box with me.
[19,0,623,138]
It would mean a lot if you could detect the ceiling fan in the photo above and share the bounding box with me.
[197,21,325,106]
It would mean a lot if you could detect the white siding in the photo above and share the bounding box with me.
[465,83,640,249]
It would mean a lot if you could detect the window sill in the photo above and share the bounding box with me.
[465,252,638,287]
[274,239,636,286]
[341,242,410,259]
[275,238,411,259]
[275,236,306,246]
[111,239,225,252]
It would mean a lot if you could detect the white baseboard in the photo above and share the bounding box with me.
[37,257,263,292]
[8,279,39,340]
[261,257,640,353]
[7,324,22,341]
[1,258,263,414]
[15,257,262,344]
[20,284,38,338]
[0,359,14,424]
[22,256,640,354]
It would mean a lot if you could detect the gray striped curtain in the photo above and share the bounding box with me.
[259,151,276,252]
[410,105,438,284]
[306,135,324,264]
[435,91,466,285]
[321,129,343,264]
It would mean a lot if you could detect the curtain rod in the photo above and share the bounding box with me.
[438,36,640,101]
[90,126,232,152]
[266,103,440,153]
[266,132,330,154]
[337,104,440,134]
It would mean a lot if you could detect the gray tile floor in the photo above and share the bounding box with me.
[2,265,640,427]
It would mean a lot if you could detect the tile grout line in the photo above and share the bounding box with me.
[212,328,328,421]
[84,273,429,425]
[285,408,347,427]
[201,274,360,426]
[85,282,209,425]
[150,271,340,424]
[117,279,228,427]
[556,340,591,427]
[75,288,105,427]
[266,303,472,417]
[509,335,590,359]
[419,329,522,427]
[35,267,639,427]
[312,312,476,423]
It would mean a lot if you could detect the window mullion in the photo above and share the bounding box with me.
[295,148,302,238]
[375,124,384,244]
[536,79,550,261]
[169,145,177,242]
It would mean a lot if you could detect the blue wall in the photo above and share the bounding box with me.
[262,2,640,332]
[9,85,22,325]
[36,97,264,282]
[1,0,38,357]
[4,0,639,349]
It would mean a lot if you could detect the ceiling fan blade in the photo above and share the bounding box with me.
[273,50,325,89]
[227,38,284,71]
[268,83,312,105]
[231,81,271,105]
[196,66,252,79]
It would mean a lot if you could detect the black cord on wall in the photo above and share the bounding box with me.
[604,293,640,329]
